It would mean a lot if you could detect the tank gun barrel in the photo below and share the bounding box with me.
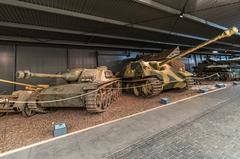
[159,26,238,66]
[16,69,82,82]
[0,79,48,91]
[16,70,64,79]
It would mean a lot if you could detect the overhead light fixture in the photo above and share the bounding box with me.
[179,12,184,18]
[212,50,218,54]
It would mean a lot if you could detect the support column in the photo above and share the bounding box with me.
[13,44,17,91]
[96,51,99,67]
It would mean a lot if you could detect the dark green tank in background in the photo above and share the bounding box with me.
[194,57,240,81]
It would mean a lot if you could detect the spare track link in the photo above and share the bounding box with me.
[85,80,120,113]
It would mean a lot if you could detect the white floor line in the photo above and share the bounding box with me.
[0,87,227,156]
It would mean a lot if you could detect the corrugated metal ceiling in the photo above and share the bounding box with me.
[0,0,239,53]
[14,0,230,38]
[19,0,170,24]
[0,26,236,52]
[0,4,230,39]
[154,0,240,28]
[191,2,240,28]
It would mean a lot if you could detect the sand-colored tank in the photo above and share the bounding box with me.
[0,66,121,117]
[121,27,238,96]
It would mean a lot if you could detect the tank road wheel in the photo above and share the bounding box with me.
[86,81,121,113]
[22,104,36,117]
[142,81,152,96]
[133,84,140,96]
[112,81,121,102]
[148,78,163,96]
[104,88,111,109]
[125,83,131,93]
[132,78,163,97]
[86,89,107,113]
[115,81,121,97]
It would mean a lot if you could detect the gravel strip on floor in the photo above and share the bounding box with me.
[0,82,231,153]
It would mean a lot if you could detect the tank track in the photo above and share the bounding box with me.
[123,77,163,97]
[185,77,195,85]
[0,95,19,117]
[85,80,121,113]
[148,78,163,96]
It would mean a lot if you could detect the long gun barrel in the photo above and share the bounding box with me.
[16,69,82,82]
[159,26,238,66]
[0,79,48,91]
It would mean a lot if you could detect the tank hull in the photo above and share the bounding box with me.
[194,59,240,81]
[38,83,94,108]
[0,67,122,117]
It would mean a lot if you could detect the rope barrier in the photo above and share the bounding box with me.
[5,89,99,104]
[0,82,161,104]
[0,73,220,104]
[192,73,219,80]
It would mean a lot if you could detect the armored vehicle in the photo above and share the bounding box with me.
[121,27,238,96]
[0,66,121,117]
[0,79,49,117]
[194,57,240,80]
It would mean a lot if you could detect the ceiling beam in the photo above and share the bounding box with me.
[0,0,239,48]
[2,21,240,53]
[0,21,193,47]
[1,35,240,55]
[0,35,162,51]
[133,0,240,36]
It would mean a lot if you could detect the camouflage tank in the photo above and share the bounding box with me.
[194,57,240,80]
[149,60,193,87]
[121,60,193,97]
[147,47,194,89]
[0,66,121,117]
[121,27,238,96]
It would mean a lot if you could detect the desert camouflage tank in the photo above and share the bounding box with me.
[137,47,193,85]
[194,57,240,80]
[0,66,121,117]
[121,27,238,96]
[121,60,193,97]
[147,47,194,88]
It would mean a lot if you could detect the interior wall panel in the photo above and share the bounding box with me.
[98,51,141,73]
[0,43,201,93]
[16,46,67,88]
[0,45,14,94]
[181,55,196,72]
[68,49,97,68]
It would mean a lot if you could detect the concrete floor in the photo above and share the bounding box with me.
[1,85,240,159]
